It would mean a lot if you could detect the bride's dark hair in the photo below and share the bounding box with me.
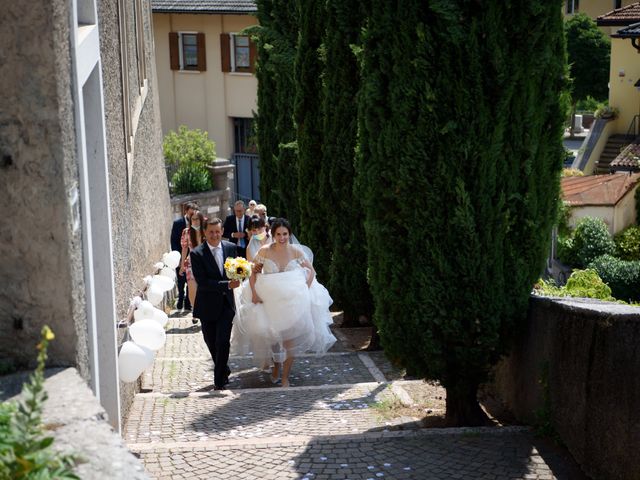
[270,218,291,237]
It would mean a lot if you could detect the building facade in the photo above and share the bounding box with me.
[0,0,172,431]
[152,0,260,202]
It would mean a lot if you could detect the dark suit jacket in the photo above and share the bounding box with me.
[189,240,237,321]
[171,216,187,252]
[223,214,251,249]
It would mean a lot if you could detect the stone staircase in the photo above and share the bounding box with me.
[123,314,585,479]
[595,134,630,174]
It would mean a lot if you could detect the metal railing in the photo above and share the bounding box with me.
[625,114,640,142]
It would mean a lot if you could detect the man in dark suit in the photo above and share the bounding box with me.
[223,200,251,258]
[189,217,239,390]
[170,202,198,310]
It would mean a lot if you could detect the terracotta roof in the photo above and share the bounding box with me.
[561,173,640,206]
[597,3,640,26]
[151,0,257,14]
[610,142,640,171]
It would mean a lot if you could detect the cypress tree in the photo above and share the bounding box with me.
[254,0,300,224]
[294,0,329,281]
[323,0,373,325]
[357,1,567,425]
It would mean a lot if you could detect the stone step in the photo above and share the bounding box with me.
[124,384,408,447]
[142,352,383,393]
[133,428,575,480]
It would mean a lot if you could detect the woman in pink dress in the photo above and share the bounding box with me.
[180,210,205,316]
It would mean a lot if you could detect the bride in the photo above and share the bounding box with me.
[232,218,336,387]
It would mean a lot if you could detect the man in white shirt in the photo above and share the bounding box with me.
[223,200,251,258]
[189,217,239,390]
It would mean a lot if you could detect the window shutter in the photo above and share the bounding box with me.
[249,38,257,73]
[197,33,207,71]
[169,32,179,70]
[220,33,231,72]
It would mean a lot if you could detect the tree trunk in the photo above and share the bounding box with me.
[365,328,381,351]
[445,381,491,427]
[340,311,361,328]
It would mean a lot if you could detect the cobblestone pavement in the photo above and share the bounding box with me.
[125,313,586,479]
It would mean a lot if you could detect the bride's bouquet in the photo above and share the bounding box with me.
[224,257,253,281]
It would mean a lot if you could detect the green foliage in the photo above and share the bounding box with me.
[294,0,330,281]
[254,0,300,225]
[535,269,615,301]
[589,254,640,302]
[575,95,602,113]
[171,163,212,195]
[614,225,640,261]
[163,125,216,168]
[163,126,216,195]
[322,0,373,320]
[569,217,616,268]
[356,0,568,424]
[565,13,610,104]
[636,186,640,225]
[0,326,79,479]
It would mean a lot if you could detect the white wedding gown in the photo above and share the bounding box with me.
[231,248,336,365]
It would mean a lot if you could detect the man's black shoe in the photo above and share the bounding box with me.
[213,385,227,391]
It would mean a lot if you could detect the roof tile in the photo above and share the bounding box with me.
[152,0,257,14]
[561,173,640,206]
[597,2,640,26]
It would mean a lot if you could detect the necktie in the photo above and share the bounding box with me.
[237,218,244,248]
[213,246,223,275]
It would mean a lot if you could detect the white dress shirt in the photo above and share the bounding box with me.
[207,242,224,275]
[236,216,245,248]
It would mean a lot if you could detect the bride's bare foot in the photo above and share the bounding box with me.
[281,378,290,388]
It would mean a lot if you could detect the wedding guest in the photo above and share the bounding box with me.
[170,201,198,310]
[180,210,206,322]
[246,200,257,217]
[254,204,268,225]
[245,215,271,261]
[223,200,251,258]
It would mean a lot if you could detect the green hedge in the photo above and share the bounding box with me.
[589,254,640,302]
[561,217,615,268]
[614,225,640,261]
[171,163,212,195]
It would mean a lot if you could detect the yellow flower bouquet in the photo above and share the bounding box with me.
[224,256,253,281]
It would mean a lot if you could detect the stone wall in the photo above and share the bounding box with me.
[0,0,89,376]
[98,0,172,422]
[492,296,640,480]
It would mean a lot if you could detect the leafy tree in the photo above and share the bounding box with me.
[565,13,610,133]
[294,0,330,280]
[565,13,610,104]
[163,126,216,194]
[357,0,568,425]
[254,0,300,224]
[322,0,373,325]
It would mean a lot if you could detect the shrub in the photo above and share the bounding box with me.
[575,95,602,113]
[569,217,615,267]
[534,269,614,301]
[163,126,215,194]
[614,225,640,261]
[589,254,640,302]
[0,326,79,479]
[561,168,583,177]
[171,163,212,195]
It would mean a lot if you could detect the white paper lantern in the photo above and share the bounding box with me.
[146,285,164,306]
[118,341,154,383]
[163,251,181,269]
[160,266,176,280]
[152,307,169,328]
[151,275,174,292]
[133,300,155,322]
[129,319,166,351]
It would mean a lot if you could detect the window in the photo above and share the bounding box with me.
[220,33,256,73]
[566,0,579,13]
[169,32,206,71]
[614,0,622,9]
[233,118,257,154]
